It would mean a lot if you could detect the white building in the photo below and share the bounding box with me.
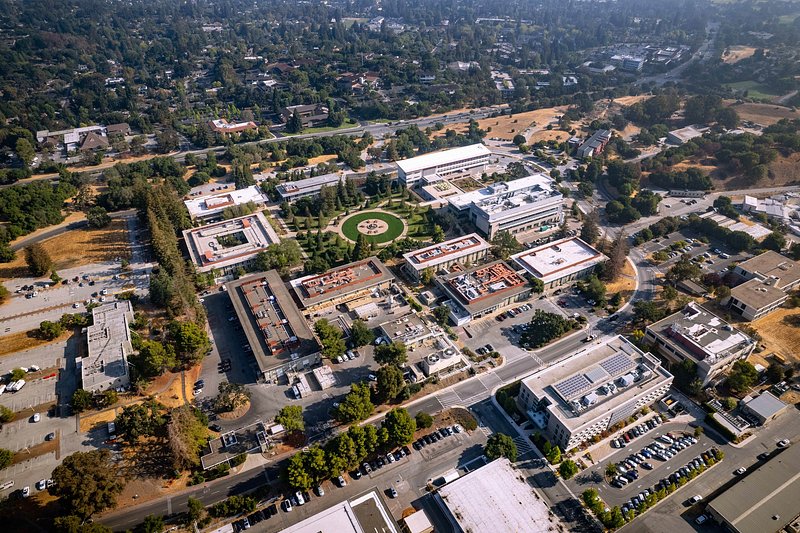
[645,303,755,386]
[276,173,344,202]
[183,212,280,274]
[184,186,267,221]
[512,236,607,291]
[726,251,800,320]
[396,144,491,188]
[447,174,563,239]
[517,335,673,451]
[79,301,134,393]
[402,233,491,282]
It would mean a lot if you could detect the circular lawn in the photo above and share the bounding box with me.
[340,211,406,244]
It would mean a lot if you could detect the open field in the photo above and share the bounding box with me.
[722,45,759,64]
[445,106,568,141]
[724,81,780,102]
[605,260,637,304]
[0,329,71,357]
[751,306,800,365]
[0,219,130,280]
[610,95,653,106]
[527,129,571,143]
[307,154,339,166]
[725,101,800,126]
[79,406,122,433]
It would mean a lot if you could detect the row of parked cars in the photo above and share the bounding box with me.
[412,425,463,450]
[611,432,697,489]
[495,304,531,321]
[612,416,662,448]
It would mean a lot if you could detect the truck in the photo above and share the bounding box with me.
[8,379,25,392]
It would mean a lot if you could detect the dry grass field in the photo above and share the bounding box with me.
[725,101,800,126]
[722,46,759,64]
[751,307,800,365]
[606,260,637,304]
[0,329,71,357]
[444,106,568,141]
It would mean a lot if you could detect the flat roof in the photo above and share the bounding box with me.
[379,313,432,344]
[707,443,800,533]
[730,277,787,310]
[184,185,266,218]
[437,260,529,315]
[402,233,490,272]
[437,458,555,533]
[82,300,134,391]
[737,251,800,290]
[396,143,490,174]
[280,491,399,533]
[290,257,395,308]
[447,173,559,212]
[743,391,787,419]
[183,212,280,272]
[226,271,318,375]
[512,237,606,283]
[668,125,705,142]
[521,335,672,431]
[647,303,753,362]
[276,173,343,198]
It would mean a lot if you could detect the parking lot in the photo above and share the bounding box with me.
[640,229,750,278]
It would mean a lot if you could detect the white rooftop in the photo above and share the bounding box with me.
[512,236,606,283]
[82,300,134,392]
[448,173,557,212]
[276,173,343,198]
[184,185,266,219]
[183,212,280,272]
[396,143,491,174]
[280,491,398,533]
[437,458,557,533]
[402,233,490,271]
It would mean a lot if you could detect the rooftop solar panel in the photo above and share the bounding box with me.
[553,374,592,400]
[585,366,609,383]
[600,353,635,377]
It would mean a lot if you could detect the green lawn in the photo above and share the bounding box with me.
[340,211,406,244]
[725,81,779,102]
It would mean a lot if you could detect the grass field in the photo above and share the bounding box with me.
[340,211,406,244]
[752,307,800,365]
[724,81,779,102]
[722,46,759,64]
[0,329,71,357]
[724,101,800,126]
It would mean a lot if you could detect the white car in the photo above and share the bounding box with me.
[22,486,30,497]
[32,413,41,423]
[734,467,746,475]
[35,479,47,490]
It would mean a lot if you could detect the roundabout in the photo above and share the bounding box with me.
[339,210,407,244]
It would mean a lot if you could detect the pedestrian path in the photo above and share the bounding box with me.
[513,435,536,456]
[435,389,462,409]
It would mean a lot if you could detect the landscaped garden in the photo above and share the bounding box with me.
[340,210,406,244]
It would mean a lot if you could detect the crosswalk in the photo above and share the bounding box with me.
[478,424,493,437]
[512,435,536,456]
[436,389,462,409]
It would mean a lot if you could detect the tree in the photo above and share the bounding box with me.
[415,411,434,429]
[53,515,113,533]
[336,382,374,422]
[0,405,13,423]
[169,321,211,366]
[25,243,52,276]
[376,365,406,402]
[50,450,123,519]
[433,305,450,326]
[766,364,785,384]
[315,318,347,359]
[275,405,305,433]
[546,445,562,464]
[11,367,26,381]
[662,285,679,302]
[15,138,35,166]
[38,320,64,340]
[116,401,164,443]
[666,256,702,283]
[166,405,207,470]
[214,382,251,412]
[86,206,112,228]
[286,112,303,134]
[521,310,576,348]
[490,231,522,259]
[604,232,629,282]
[761,232,786,252]
[130,340,176,378]
[581,276,607,306]
[727,360,759,394]
[512,134,526,146]
[559,459,579,479]
[0,448,12,470]
[186,497,205,525]
[382,408,416,446]
[420,267,435,285]
[374,341,408,366]
[484,433,518,462]
[141,514,164,533]
[71,389,93,413]
[432,224,445,243]
[633,300,668,324]
[286,452,314,490]
[349,319,375,348]
[580,211,601,244]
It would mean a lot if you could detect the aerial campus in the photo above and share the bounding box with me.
[2,1,800,533]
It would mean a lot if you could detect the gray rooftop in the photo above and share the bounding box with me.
[736,251,800,290]
[743,391,787,420]
[82,300,134,392]
[730,277,787,310]
[290,257,395,308]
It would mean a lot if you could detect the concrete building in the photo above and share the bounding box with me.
[280,104,330,128]
[435,260,532,325]
[611,54,645,72]
[741,391,788,425]
[379,313,435,348]
[667,125,706,145]
[741,195,792,223]
[575,129,612,159]
[184,186,267,221]
[280,491,399,533]
[275,173,343,202]
[447,174,563,239]
[706,443,800,533]
[434,458,560,533]
[79,300,134,393]
[226,271,319,382]
[290,257,395,312]
[727,251,800,320]
[396,144,491,188]
[517,335,673,451]
[183,212,280,275]
[511,236,607,292]
[644,303,755,386]
[402,233,491,282]
[403,509,434,533]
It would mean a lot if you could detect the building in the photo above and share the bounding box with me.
[379,313,435,348]
[517,336,673,451]
[184,186,267,221]
[435,260,532,325]
[280,491,399,533]
[106,123,131,137]
[421,343,465,377]
[667,125,706,145]
[402,233,491,282]
[434,458,560,533]
[183,212,280,275]
[79,301,134,393]
[644,303,755,386]
[741,391,788,425]
[290,257,395,312]
[396,144,491,188]
[726,251,800,320]
[281,104,330,128]
[576,129,612,159]
[705,443,800,533]
[226,271,319,382]
[208,119,258,134]
[402,509,434,533]
[741,195,792,223]
[80,131,110,152]
[611,54,645,72]
[276,173,343,202]
[447,174,563,239]
[511,236,607,291]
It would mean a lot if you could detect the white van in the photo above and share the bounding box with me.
[0,384,6,395]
